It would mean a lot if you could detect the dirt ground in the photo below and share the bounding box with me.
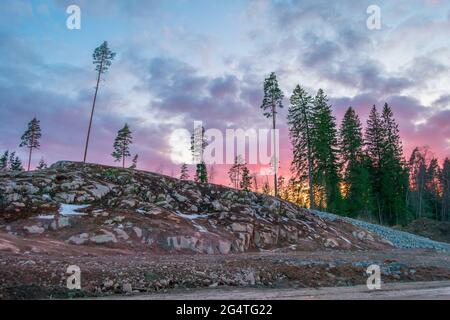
[105,281,450,300]
[1,242,450,299]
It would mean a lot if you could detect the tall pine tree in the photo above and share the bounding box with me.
[83,41,116,163]
[260,72,284,197]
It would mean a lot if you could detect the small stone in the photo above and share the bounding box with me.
[122,283,133,293]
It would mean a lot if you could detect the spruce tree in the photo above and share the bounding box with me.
[0,151,9,171]
[194,163,208,183]
[288,85,315,208]
[311,89,342,213]
[83,41,116,163]
[339,107,372,217]
[365,105,385,223]
[380,103,409,225]
[240,166,252,191]
[260,72,284,197]
[180,163,189,180]
[9,152,23,171]
[19,117,42,171]
[111,124,133,168]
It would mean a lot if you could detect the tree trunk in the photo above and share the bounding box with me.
[305,117,315,209]
[27,147,32,171]
[83,61,103,163]
[272,103,278,198]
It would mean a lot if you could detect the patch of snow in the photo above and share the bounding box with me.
[36,215,55,220]
[59,204,90,216]
[175,211,209,220]
[175,211,209,233]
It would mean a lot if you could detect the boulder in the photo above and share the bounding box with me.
[23,225,45,234]
[90,230,117,244]
[67,233,89,245]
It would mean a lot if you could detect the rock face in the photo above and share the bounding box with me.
[0,161,392,254]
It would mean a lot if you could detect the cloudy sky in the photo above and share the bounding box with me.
[1,0,450,185]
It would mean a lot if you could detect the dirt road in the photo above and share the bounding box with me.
[2,248,450,299]
[106,281,450,300]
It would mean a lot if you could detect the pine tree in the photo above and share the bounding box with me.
[339,107,372,217]
[441,158,450,221]
[311,89,342,212]
[240,166,252,191]
[190,124,208,183]
[83,41,116,163]
[0,151,9,171]
[288,85,315,208]
[260,72,284,197]
[19,117,42,171]
[228,155,244,189]
[180,163,189,180]
[129,154,138,169]
[111,124,133,168]
[36,158,47,170]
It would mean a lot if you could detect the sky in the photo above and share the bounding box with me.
[1,0,450,186]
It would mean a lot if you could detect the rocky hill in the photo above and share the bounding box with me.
[0,161,392,255]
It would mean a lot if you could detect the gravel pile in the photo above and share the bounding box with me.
[313,211,450,252]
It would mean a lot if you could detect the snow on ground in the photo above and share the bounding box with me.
[175,212,210,233]
[59,204,90,216]
[36,215,55,220]
[175,212,209,220]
